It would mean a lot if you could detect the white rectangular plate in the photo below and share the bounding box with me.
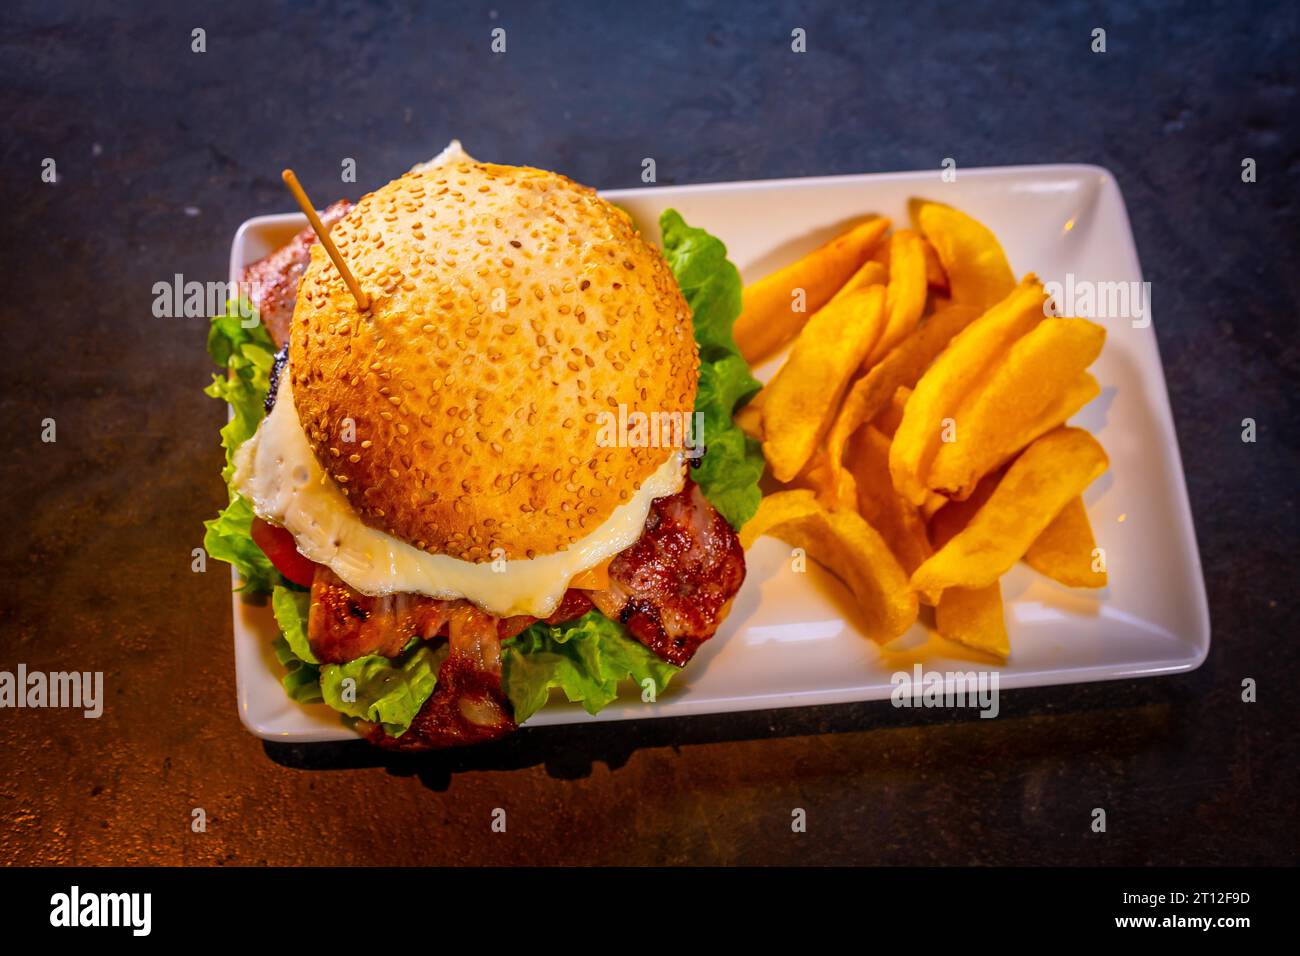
[230,164,1210,742]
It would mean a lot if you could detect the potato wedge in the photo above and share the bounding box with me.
[922,236,949,292]
[734,217,889,363]
[934,371,1098,501]
[830,259,888,305]
[791,447,853,510]
[868,230,929,366]
[845,426,932,574]
[914,201,1014,310]
[927,467,1002,549]
[910,427,1109,601]
[741,490,918,640]
[935,584,1009,659]
[873,385,912,438]
[924,467,1001,613]
[889,277,1047,506]
[819,387,912,515]
[927,317,1106,499]
[1024,496,1107,587]
[921,491,949,521]
[763,284,887,482]
[824,302,981,488]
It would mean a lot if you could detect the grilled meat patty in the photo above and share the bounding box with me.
[241,199,353,349]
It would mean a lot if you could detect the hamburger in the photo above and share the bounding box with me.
[207,146,761,749]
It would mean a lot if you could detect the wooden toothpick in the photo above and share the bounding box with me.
[281,168,369,311]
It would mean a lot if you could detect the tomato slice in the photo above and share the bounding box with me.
[250,518,319,587]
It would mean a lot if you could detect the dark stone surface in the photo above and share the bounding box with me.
[0,0,1295,865]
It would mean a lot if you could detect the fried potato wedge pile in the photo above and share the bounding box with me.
[735,201,1110,661]
[733,217,890,364]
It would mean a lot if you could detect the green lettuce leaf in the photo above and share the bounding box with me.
[272,585,317,664]
[660,209,764,528]
[272,634,324,705]
[205,300,274,475]
[270,585,322,703]
[692,356,766,526]
[205,495,276,596]
[270,583,444,737]
[320,643,449,737]
[203,300,278,595]
[501,610,680,723]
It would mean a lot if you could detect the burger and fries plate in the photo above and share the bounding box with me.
[231,163,1209,742]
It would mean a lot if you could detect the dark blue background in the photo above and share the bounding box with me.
[0,0,1295,864]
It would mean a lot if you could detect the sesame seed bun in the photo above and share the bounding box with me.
[289,162,699,562]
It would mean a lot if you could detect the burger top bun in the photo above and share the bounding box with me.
[289,162,699,562]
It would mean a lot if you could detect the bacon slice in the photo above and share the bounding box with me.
[361,590,592,751]
[242,199,353,349]
[366,603,515,750]
[308,567,594,666]
[306,565,592,750]
[587,479,745,667]
[364,654,516,751]
[308,566,451,665]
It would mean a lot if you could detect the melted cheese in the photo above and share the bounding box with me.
[233,371,684,617]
